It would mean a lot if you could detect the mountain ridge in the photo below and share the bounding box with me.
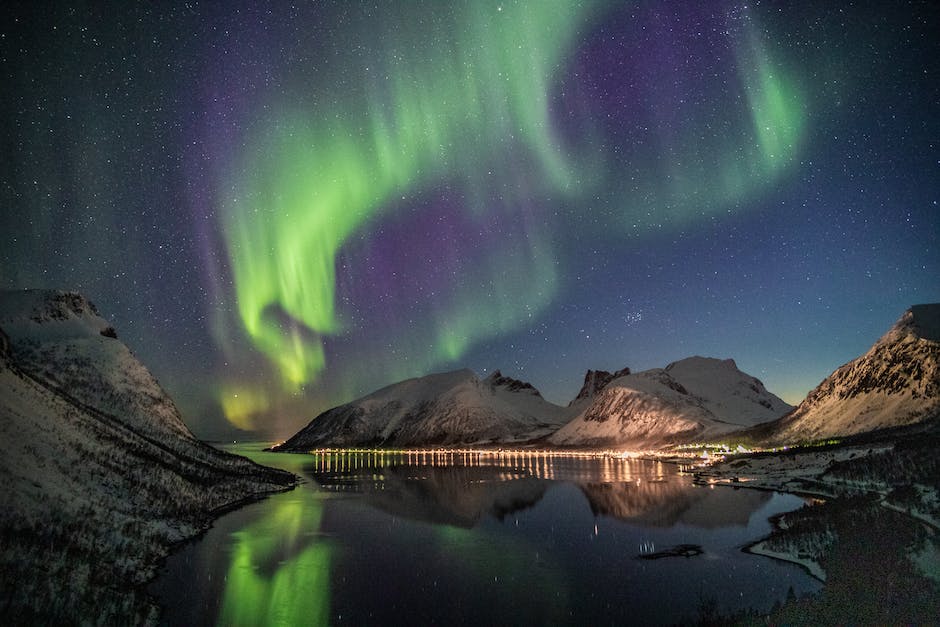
[0,289,296,622]
[272,304,938,451]
[275,356,792,451]
[569,366,632,407]
[548,356,793,449]
[273,367,573,450]
[742,303,940,445]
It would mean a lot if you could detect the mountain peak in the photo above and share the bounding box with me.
[0,288,296,621]
[0,288,115,340]
[756,304,940,445]
[570,367,631,405]
[553,357,791,448]
[483,370,541,396]
[899,303,940,342]
[0,288,194,440]
[665,356,737,372]
[0,288,98,319]
[275,367,570,449]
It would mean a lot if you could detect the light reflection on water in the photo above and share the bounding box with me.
[151,444,822,626]
[308,449,670,484]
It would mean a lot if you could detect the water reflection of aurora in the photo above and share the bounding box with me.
[153,446,821,625]
[217,496,332,627]
[212,457,574,625]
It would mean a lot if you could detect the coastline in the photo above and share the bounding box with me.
[744,540,827,581]
[682,440,940,606]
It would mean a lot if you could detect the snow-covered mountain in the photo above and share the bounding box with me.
[549,357,792,449]
[753,304,940,445]
[568,366,631,408]
[0,290,194,440]
[273,368,574,450]
[0,289,295,622]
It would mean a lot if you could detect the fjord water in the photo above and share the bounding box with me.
[151,445,820,625]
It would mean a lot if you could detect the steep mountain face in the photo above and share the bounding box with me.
[569,367,631,407]
[549,357,792,449]
[273,368,574,450]
[0,289,295,623]
[756,304,940,444]
[0,289,194,440]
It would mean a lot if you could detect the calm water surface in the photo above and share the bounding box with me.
[150,444,821,625]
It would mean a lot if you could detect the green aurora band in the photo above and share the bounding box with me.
[607,15,805,228]
[217,3,804,424]
[221,3,599,392]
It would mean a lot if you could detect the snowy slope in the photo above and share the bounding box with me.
[0,289,194,440]
[549,357,792,449]
[662,357,792,426]
[755,304,940,444]
[274,369,574,449]
[0,289,295,623]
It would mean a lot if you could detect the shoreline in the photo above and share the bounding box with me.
[743,539,827,582]
[135,475,301,622]
[198,442,935,606]
[244,442,836,585]
[687,443,940,592]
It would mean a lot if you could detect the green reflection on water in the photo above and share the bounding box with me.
[217,445,332,627]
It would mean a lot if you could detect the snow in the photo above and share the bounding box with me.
[278,304,938,452]
[0,290,114,351]
[766,304,940,444]
[1,289,194,439]
[359,368,478,408]
[697,446,891,494]
[276,368,576,449]
[550,357,792,448]
[747,540,827,581]
[278,357,792,451]
[664,357,792,427]
[549,377,706,447]
[0,289,296,622]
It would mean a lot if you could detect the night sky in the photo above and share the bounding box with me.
[2,1,937,439]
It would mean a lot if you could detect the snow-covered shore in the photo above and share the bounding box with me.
[745,540,827,581]
[693,440,940,586]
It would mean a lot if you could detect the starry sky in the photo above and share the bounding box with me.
[2,1,937,439]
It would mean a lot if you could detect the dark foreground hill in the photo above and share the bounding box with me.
[0,289,296,623]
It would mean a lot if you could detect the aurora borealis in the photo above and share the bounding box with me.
[2,1,937,438]
[222,2,598,391]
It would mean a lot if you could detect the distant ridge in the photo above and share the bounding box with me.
[273,305,939,452]
[275,356,791,451]
[569,367,631,406]
[272,368,573,450]
[549,356,792,449]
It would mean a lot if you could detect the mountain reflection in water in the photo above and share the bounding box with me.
[152,446,820,626]
[304,450,771,530]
